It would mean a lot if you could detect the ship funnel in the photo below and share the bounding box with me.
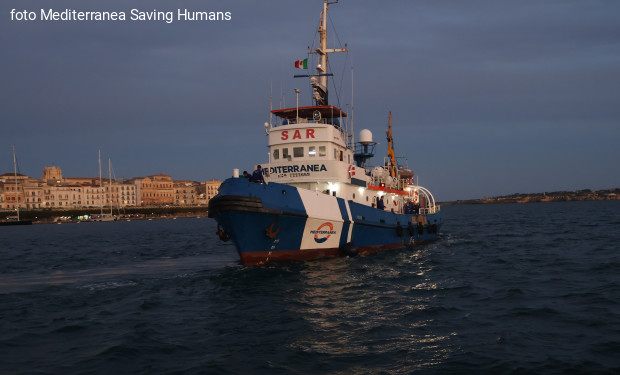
[359,129,373,144]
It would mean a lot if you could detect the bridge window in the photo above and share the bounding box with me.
[283,148,290,160]
[319,146,326,157]
[273,149,280,160]
[293,147,304,158]
[334,148,338,160]
[308,146,316,157]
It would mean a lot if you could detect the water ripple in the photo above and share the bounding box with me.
[0,203,619,373]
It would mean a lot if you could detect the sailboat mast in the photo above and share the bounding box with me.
[12,146,19,221]
[108,158,112,215]
[99,150,103,215]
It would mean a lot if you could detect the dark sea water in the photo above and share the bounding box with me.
[1,200,619,374]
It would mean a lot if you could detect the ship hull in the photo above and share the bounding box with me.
[209,178,442,266]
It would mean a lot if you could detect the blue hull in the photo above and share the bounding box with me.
[209,178,442,265]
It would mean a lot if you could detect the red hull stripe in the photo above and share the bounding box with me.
[240,248,341,266]
[238,242,430,266]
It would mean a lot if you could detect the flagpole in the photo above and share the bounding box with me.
[295,88,300,123]
[270,80,273,128]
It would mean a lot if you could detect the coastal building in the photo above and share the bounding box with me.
[43,185,73,208]
[0,168,220,210]
[64,177,100,186]
[23,181,45,209]
[205,180,222,202]
[83,185,105,208]
[174,180,200,206]
[106,180,138,207]
[0,173,29,210]
[42,166,63,184]
[195,183,208,205]
[0,172,29,184]
[133,174,174,206]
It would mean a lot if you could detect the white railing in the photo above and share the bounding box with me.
[419,205,440,214]
[409,185,439,214]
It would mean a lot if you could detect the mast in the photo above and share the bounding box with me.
[12,146,19,221]
[386,112,397,178]
[99,150,103,216]
[108,158,112,215]
[309,0,347,106]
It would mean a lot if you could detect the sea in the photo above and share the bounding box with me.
[1,200,619,374]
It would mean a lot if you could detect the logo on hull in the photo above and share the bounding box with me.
[311,222,337,243]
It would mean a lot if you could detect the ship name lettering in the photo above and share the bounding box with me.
[269,164,327,174]
[280,129,316,141]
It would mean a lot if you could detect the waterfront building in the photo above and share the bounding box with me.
[174,180,200,206]
[0,168,218,210]
[196,183,208,205]
[0,173,29,210]
[0,172,29,184]
[106,180,137,207]
[43,185,73,208]
[23,181,45,209]
[42,166,63,184]
[64,177,100,186]
[204,179,222,202]
[83,185,105,208]
[133,174,174,206]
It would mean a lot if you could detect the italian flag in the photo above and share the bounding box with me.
[295,58,308,69]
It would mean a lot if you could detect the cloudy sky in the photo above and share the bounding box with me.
[2,0,619,201]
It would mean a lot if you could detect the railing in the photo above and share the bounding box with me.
[366,175,440,215]
[419,205,440,215]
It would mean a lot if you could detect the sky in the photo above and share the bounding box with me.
[2,0,619,201]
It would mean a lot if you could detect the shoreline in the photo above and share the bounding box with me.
[0,206,210,225]
[440,188,619,206]
[2,187,618,223]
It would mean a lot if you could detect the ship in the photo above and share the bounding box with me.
[209,0,442,265]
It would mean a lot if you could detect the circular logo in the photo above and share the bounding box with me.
[312,222,335,243]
